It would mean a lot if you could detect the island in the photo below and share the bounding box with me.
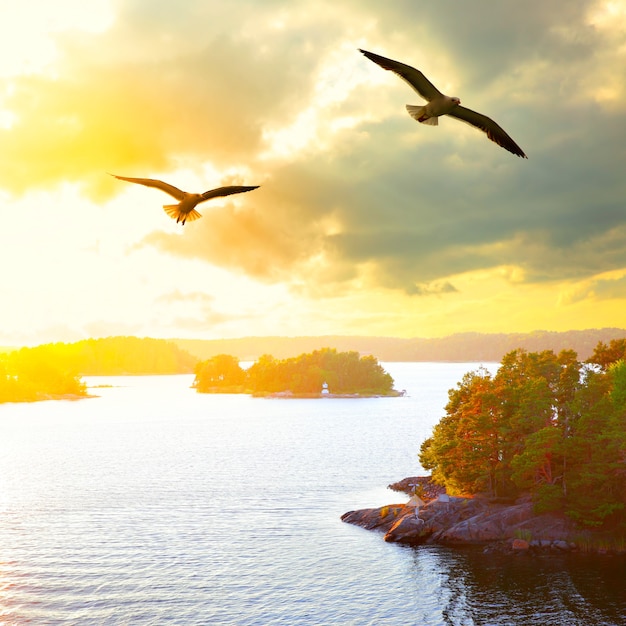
[343,340,626,554]
[193,348,401,397]
[0,336,197,403]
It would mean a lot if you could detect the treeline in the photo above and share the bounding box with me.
[419,339,626,529]
[17,336,197,376]
[173,328,626,362]
[1,337,197,403]
[193,348,395,396]
[0,351,86,403]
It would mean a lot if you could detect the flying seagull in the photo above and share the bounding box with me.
[359,49,527,158]
[110,174,260,224]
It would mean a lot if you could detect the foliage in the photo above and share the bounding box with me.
[420,367,502,496]
[193,354,246,392]
[193,348,395,396]
[0,336,198,403]
[5,336,197,376]
[587,338,626,371]
[0,351,86,403]
[419,345,626,529]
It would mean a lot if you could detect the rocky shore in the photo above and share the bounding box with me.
[341,477,610,554]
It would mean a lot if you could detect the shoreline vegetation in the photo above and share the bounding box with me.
[192,348,399,397]
[0,337,196,404]
[253,390,405,398]
[344,338,626,554]
[3,328,626,404]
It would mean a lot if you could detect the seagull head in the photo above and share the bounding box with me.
[452,97,461,105]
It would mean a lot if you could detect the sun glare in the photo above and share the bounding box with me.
[0,0,114,77]
[588,0,626,28]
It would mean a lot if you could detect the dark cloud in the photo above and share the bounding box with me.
[2,0,625,301]
[144,78,626,293]
[346,0,600,87]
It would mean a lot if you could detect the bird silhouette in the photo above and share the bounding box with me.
[359,49,527,158]
[110,174,260,224]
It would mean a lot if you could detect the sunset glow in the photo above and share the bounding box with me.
[1,0,625,346]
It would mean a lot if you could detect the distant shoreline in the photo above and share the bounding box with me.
[0,392,96,405]
[254,390,406,399]
[172,328,626,363]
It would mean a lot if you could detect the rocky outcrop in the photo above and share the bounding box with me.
[387,476,445,500]
[342,486,576,551]
[341,505,409,532]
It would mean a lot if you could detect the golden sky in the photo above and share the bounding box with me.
[1,0,625,345]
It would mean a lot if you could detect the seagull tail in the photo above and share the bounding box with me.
[163,205,202,225]
[406,105,438,126]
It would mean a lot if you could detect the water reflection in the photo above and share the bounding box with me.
[410,545,626,626]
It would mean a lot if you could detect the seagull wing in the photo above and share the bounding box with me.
[110,174,186,200]
[200,185,260,202]
[447,106,527,158]
[359,49,443,101]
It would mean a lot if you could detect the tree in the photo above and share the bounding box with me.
[587,339,626,371]
[510,426,564,512]
[563,363,626,527]
[420,368,504,496]
[234,348,395,396]
[193,354,246,392]
[420,344,626,528]
[1,349,86,402]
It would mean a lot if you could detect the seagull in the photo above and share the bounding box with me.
[110,174,260,224]
[359,49,527,158]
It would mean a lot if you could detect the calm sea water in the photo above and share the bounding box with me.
[1,362,625,625]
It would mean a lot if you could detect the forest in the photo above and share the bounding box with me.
[0,337,197,403]
[419,338,626,529]
[193,348,395,396]
[174,327,626,362]
[0,350,86,403]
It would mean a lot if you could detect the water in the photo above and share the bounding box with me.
[1,363,625,625]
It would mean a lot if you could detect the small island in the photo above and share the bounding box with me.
[343,340,626,554]
[193,348,400,397]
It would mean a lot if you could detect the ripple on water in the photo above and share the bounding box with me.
[2,368,626,625]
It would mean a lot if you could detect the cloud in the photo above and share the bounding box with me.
[155,290,215,305]
[561,270,626,305]
[2,0,625,306]
[0,1,350,199]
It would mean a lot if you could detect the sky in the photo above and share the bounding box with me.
[0,0,625,345]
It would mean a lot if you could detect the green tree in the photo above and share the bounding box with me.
[563,363,626,527]
[421,344,626,528]
[244,348,394,396]
[510,426,564,512]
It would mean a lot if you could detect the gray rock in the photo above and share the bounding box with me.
[384,514,428,544]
